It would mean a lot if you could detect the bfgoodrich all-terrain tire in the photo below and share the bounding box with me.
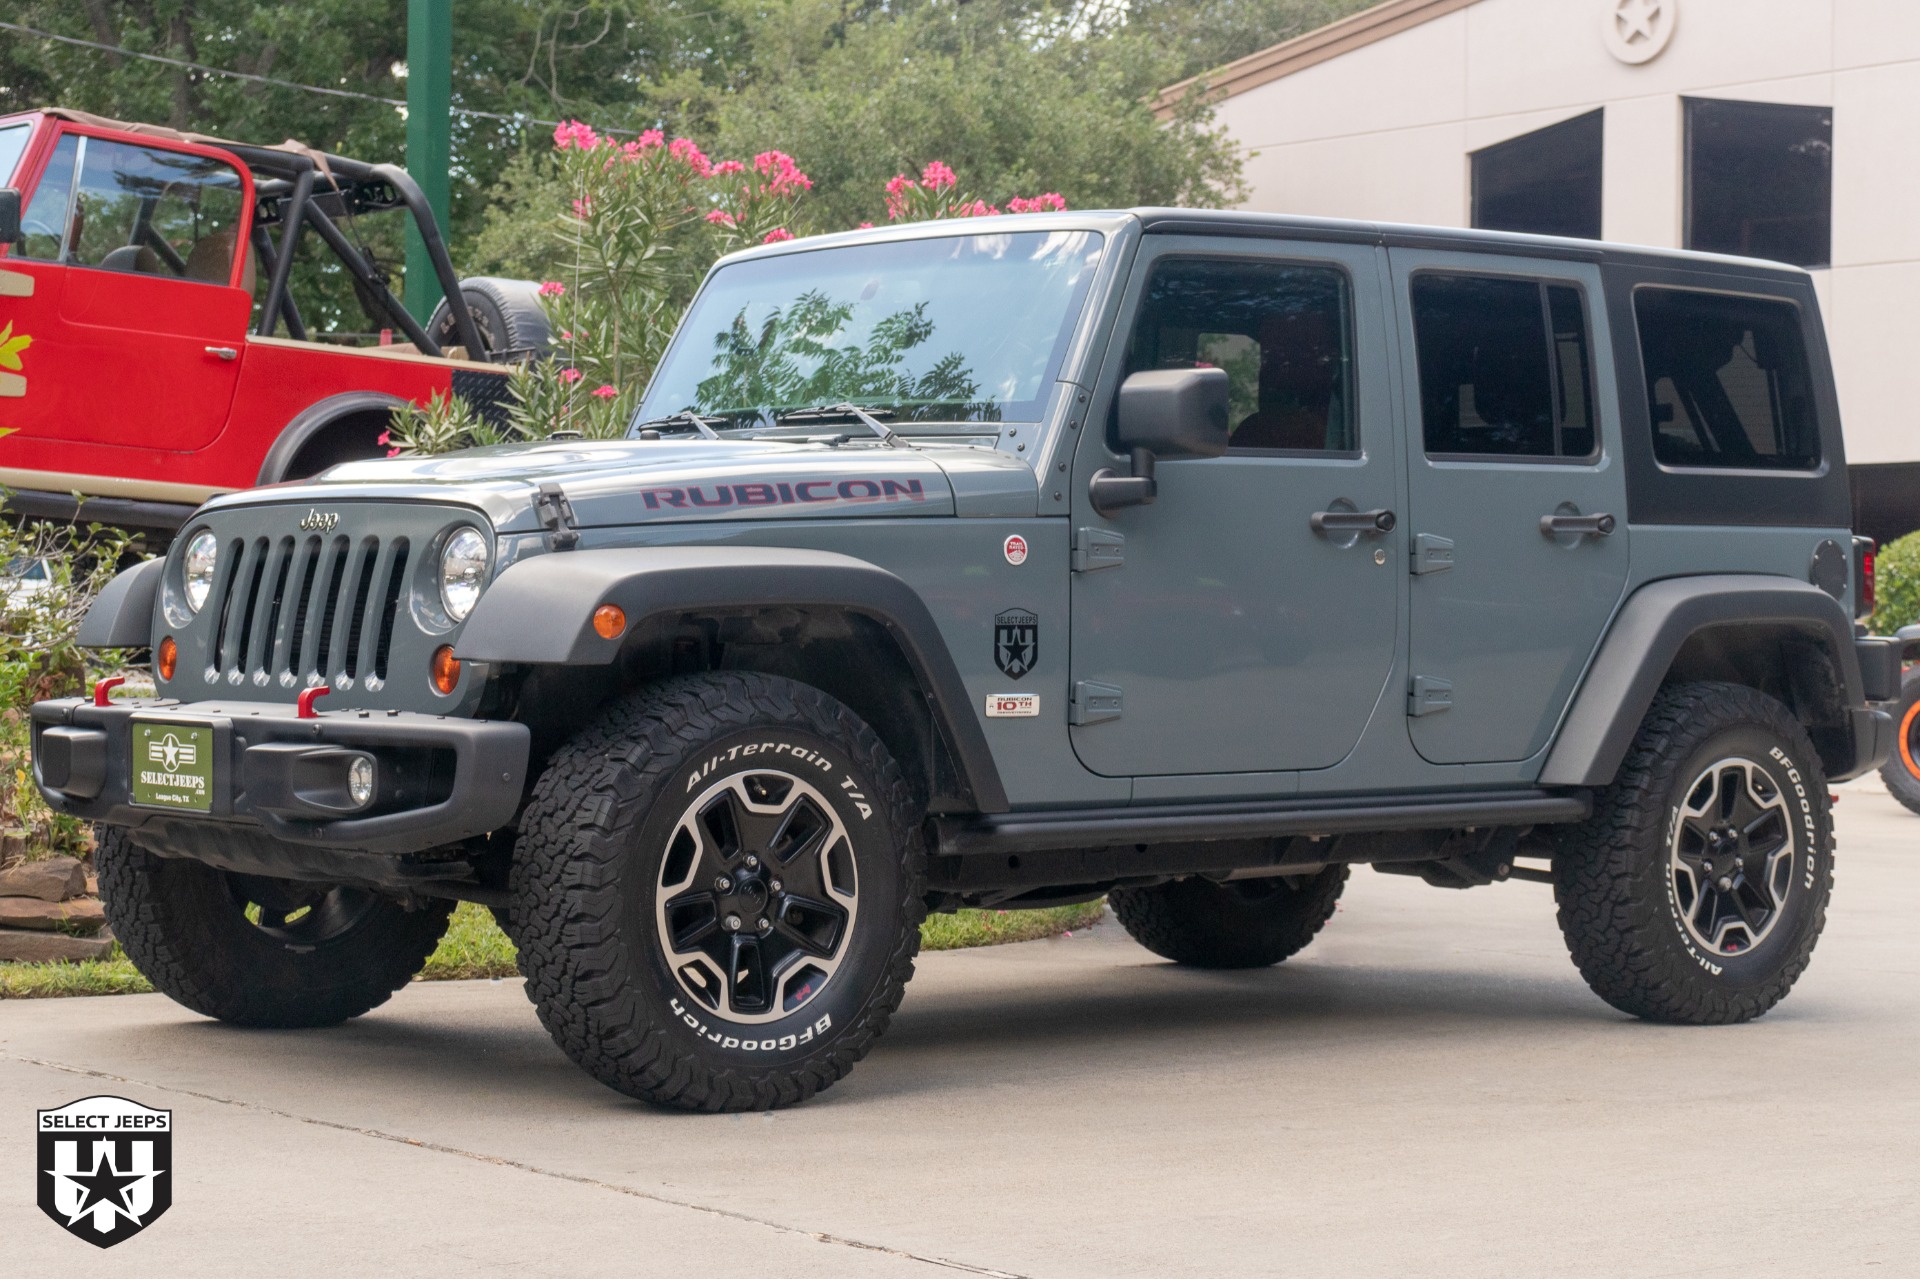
[94,826,452,1027]
[1876,668,1920,815]
[511,672,925,1112]
[1553,681,1833,1024]
[1109,867,1348,969]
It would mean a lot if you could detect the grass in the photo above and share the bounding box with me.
[0,899,1105,998]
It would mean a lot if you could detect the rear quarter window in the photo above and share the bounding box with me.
[1634,287,1818,471]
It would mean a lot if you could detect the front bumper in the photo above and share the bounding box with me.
[31,698,529,857]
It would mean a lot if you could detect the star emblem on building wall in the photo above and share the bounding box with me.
[1603,0,1676,64]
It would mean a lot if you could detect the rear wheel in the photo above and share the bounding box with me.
[1877,667,1920,815]
[94,826,451,1027]
[1109,867,1348,969]
[511,672,924,1111]
[1554,682,1832,1024]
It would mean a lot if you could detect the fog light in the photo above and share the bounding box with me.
[430,645,461,695]
[156,636,177,682]
[593,604,626,639]
[347,756,375,807]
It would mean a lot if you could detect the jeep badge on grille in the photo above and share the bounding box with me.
[298,510,340,533]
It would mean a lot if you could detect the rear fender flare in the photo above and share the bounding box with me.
[256,391,408,485]
[1540,575,1862,787]
[455,546,1009,812]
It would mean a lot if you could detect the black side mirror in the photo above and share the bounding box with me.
[0,189,19,245]
[1089,367,1230,516]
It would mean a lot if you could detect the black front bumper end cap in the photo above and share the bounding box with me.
[29,698,530,855]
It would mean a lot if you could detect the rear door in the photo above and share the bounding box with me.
[5,128,250,451]
[1389,250,1629,764]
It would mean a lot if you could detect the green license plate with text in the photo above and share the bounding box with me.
[131,721,214,813]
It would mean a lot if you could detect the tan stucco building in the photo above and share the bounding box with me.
[1160,0,1920,538]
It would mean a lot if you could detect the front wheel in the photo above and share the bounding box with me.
[1553,682,1832,1024]
[511,673,924,1112]
[94,826,452,1027]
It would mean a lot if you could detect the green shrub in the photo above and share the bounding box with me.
[1868,530,1920,635]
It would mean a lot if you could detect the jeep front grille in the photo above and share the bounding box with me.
[209,534,410,688]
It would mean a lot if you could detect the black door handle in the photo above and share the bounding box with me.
[1311,508,1396,535]
[1540,512,1616,537]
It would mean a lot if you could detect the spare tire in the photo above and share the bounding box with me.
[427,276,554,363]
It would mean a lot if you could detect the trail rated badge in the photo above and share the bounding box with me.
[994,609,1038,680]
[38,1096,172,1248]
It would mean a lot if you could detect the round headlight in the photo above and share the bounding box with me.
[439,528,489,621]
[183,531,218,613]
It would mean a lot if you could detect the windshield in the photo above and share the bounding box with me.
[0,123,29,185]
[639,229,1105,429]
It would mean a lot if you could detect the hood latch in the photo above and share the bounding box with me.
[535,482,581,551]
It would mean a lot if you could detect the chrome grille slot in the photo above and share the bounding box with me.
[334,539,380,681]
[218,538,268,675]
[311,537,351,678]
[272,536,323,679]
[368,539,409,682]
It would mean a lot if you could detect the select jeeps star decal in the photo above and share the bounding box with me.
[994,609,1038,680]
[38,1096,172,1249]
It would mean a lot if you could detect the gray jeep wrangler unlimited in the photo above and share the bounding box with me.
[33,210,1901,1111]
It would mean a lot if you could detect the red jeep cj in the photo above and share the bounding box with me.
[0,109,544,531]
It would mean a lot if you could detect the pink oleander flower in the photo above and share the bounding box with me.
[1006,192,1068,214]
[537,281,566,297]
[591,384,617,399]
[704,209,736,226]
[571,196,592,219]
[386,447,402,458]
[920,160,957,191]
[668,137,713,176]
[552,120,599,151]
[755,150,812,194]
[376,429,391,446]
[956,199,999,218]
[858,221,874,229]
[712,160,746,176]
[763,227,795,243]
[560,368,583,384]
[637,128,665,149]
[885,174,913,197]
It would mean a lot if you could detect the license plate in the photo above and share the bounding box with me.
[131,721,214,813]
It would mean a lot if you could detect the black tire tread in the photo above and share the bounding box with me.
[1876,670,1920,816]
[1109,866,1348,969]
[511,671,924,1112]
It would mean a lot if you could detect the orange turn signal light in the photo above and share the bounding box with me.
[156,636,178,682]
[592,604,627,639]
[430,645,461,695]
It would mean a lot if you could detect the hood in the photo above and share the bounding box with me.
[209,436,1025,532]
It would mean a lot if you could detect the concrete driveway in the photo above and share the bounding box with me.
[4,779,1917,1277]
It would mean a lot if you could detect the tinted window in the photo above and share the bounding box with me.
[1411,274,1595,459]
[1125,257,1354,452]
[65,139,246,283]
[1685,98,1831,269]
[1635,288,1819,471]
[1471,109,1603,241]
[0,123,30,185]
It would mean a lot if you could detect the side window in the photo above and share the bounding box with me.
[1125,257,1355,453]
[1634,288,1819,471]
[17,133,79,262]
[1411,273,1595,460]
[65,138,245,283]
[0,123,31,186]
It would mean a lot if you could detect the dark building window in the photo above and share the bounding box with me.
[1684,98,1832,268]
[1470,109,1604,240]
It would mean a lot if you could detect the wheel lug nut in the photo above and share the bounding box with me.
[744,854,760,870]
[713,876,732,893]
[724,914,742,932]
[756,917,771,934]
[769,879,783,894]
[1716,877,1733,891]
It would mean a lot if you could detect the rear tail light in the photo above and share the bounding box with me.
[1854,536,1877,622]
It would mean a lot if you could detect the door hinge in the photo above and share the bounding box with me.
[1411,533,1455,575]
[1070,680,1124,726]
[535,482,581,551]
[1072,527,1125,572]
[1409,675,1453,717]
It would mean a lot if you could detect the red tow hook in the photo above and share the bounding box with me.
[297,685,331,719]
[92,676,126,707]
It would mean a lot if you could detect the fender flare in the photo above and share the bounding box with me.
[256,391,408,485]
[75,558,165,649]
[455,546,1010,812]
[1539,574,1863,787]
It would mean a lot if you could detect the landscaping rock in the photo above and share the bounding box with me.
[0,927,113,962]
[0,856,87,902]
[0,896,107,933]
[0,829,25,863]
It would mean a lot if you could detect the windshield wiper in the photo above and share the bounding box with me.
[773,403,901,448]
[632,410,724,440]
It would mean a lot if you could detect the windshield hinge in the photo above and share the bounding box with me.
[535,482,581,551]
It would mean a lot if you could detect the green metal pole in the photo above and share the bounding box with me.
[403,0,452,325]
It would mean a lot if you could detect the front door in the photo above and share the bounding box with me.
[2,129,249,452]
[1389,251,1630,764]
[1069,238,1400,777]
